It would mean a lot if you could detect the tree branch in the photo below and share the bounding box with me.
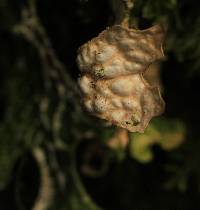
[110,0,134,26]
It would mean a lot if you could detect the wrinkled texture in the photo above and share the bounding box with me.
[77,25,165,132]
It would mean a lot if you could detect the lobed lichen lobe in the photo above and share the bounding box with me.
[77,24,165,132]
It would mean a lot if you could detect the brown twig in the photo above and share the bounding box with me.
[110,0,134,26]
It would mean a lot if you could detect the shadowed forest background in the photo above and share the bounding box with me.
[0,0,200,210]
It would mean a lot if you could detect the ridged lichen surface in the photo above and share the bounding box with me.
[77,25,165,132]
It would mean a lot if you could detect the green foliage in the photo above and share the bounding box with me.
[132,0,200,74]
[129,117,186,163]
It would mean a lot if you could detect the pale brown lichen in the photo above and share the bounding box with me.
[77,25,165,132]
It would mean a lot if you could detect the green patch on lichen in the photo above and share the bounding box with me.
[124,116,140,127]
[94,68,105,78]
[131,115,140,126]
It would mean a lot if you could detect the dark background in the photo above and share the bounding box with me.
[0,0,200,210]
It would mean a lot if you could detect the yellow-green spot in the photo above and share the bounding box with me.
[131,115,140,126]
[95,68,104,78]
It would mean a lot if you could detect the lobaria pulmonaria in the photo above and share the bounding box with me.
[77,24,165,132]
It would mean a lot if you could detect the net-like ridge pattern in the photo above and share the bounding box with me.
[77,25,165,132]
